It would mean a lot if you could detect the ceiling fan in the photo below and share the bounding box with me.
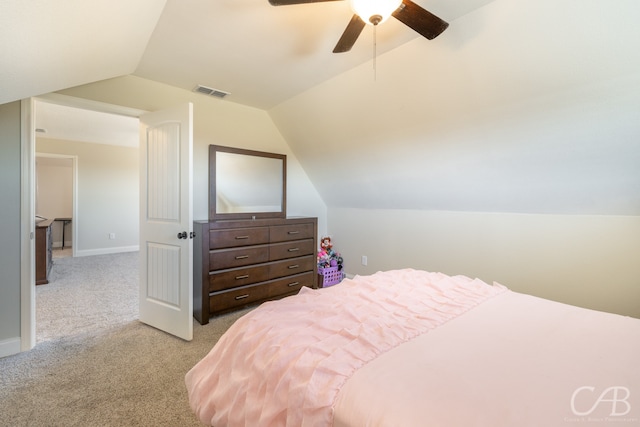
[268,0,449,53]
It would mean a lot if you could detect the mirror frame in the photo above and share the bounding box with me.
[209,145,287,221]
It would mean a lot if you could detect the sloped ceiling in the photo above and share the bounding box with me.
[1,0,493,109]
[0,0,166,106]
[3,0,639,216]
[270,0,640,215]
[133,0,494,109]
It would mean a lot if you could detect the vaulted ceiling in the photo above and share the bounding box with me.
[1,0,492,109]
[2,0,639,216]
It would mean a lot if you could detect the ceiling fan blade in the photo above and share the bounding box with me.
[269,0,341,5]
[392,0,449,40]
[333,14,366,53]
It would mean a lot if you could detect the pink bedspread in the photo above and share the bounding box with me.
[333,290,640,426]
[185,269,506,426]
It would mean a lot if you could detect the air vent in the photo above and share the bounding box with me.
[193,85,230,99]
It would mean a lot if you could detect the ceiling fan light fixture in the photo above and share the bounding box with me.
[349,0,402,25]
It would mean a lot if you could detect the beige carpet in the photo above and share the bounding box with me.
[37,251,139,342]
[0,251,250,427]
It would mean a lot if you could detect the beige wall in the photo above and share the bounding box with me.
[36,138,139,255]
[265,0,640,320]
[58,75,328,235]
[58,76,640,319]
[330,207,640,318]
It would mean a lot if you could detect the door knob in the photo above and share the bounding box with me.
[177,231,187,239]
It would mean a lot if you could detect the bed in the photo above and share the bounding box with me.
[185,269,640,426]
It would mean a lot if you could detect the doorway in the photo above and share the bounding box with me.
[22,94,194,349]
[30,95,142,344]
[35,154,76,259]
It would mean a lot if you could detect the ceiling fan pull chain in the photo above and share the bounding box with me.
[373,24,377,81]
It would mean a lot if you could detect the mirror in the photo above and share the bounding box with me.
[210,145,286,220]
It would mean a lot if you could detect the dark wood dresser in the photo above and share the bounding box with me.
[193,217,318,324]
[35,219,53,285]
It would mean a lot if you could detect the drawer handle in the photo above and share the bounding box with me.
[288,247,300,252]
[235,235,249,240]
[235,255,249,260]
[288,281,300,287]
[235,274,249,280]
[235,294,249,300]
[287,230,300,235]
[288,264,299,269]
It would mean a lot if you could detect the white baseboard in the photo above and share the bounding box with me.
[0,337,22,359]
[74,246,139,257]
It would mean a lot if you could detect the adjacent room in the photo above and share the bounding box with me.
[1,0,638,425]
[31,102,141,341]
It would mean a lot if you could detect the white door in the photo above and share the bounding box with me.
[139,103,193,341]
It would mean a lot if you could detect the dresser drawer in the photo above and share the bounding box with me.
[269,238,315,261]
[270,223,314,243]
[210,245,269,270]
[269,255,315,279]
[210,227,269,249]
[209,264,270,292]
[269,271,315,294]
[209,283,273,313]
[208,273,314,314]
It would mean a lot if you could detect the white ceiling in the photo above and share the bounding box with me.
[2,0,493,110]
[3,0,639,216]
[35,101,140,147]
[9,0,494,147]
[134,0,495,110]
[0,0,165,106]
